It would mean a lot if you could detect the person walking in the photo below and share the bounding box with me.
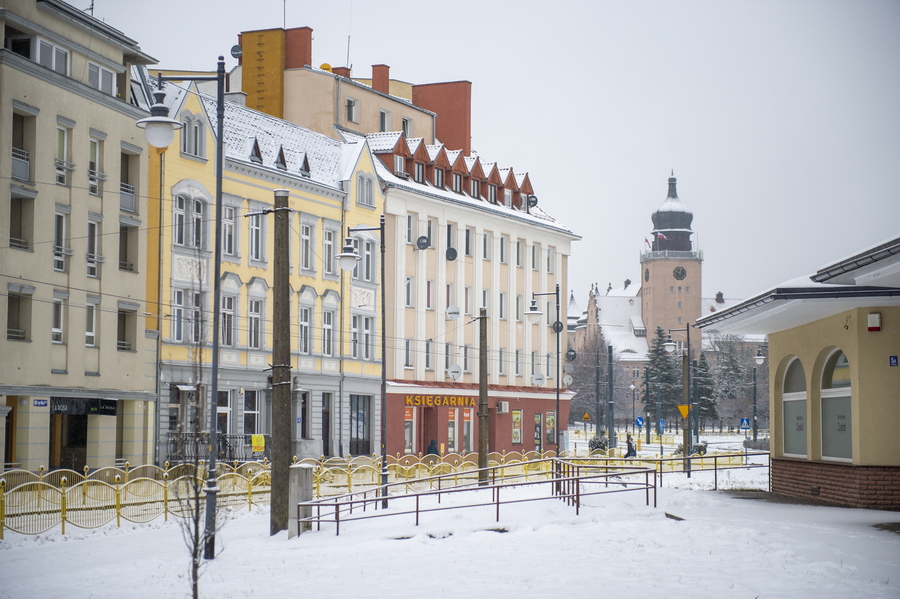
[625,434,637,458]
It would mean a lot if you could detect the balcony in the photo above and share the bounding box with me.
[53,245,73,271]
[88,169,107,195]
[116,339,132,351]
[119,182,135,212]
[6,328,26,341]
[12,147,30,182]
[87,253,105,277]
[639,249,703,262]
[55,159,75,186]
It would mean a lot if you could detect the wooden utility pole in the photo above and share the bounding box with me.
[270,189,291,534]
[478,308,488,483]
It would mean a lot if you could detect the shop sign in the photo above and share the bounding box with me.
[50,397,118,415]
[404,395,477,407]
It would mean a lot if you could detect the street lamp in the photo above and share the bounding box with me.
[525,284,562,454]
[629,383,636,434]
[137,59,226,560]
[752,346,767,443]
[664,325,694,459]
[336,217,388,506]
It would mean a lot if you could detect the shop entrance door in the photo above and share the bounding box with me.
[418,408,439,454]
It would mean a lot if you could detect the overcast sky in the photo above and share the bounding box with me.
[92,0,900,304]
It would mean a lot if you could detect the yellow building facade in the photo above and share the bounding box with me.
[147,81,383,462]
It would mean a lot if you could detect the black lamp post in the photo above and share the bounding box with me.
[137,59,226,560]
[753,346,767,443]
[525,284,562,454]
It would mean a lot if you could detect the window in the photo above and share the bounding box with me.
[532,244,539,270]
[39,39,68,75]
[172,290,185,342]
[181,115,204,157]
[88,63,115,95]
[363,241,374,281]
[678,286,682,293]
[488,185,497,202]
[217,390,231,434]
[531,352,537,376]
[6,289,32,341]
[678,301,683,308]
[426,219,434,248]
[299,307,310,354]
[414,163,425,183]
[446,223,455,251]
[250,214,265,262]
[481,289,490,315]
[394,155,405,174]
[119,220,138,272]
[222,207,236,256]
[53,212,69,271]
[322,310,334,356]
[821,350,852,460]
[686,286,691,293]
[500,236,507,263]
[323,229,335,274]
[173,197,204,249]
[447,409,457,453]
[516,241,523,267]
[51,299,65,343]
[516,295,523,321]
[117,307,136,351]
[358,174,375,206]
[401,117,412,137]
[453,173,462,193]
[191,201,202,249]
[349,395,371,455]
[119,152,137,212]
[248,300,262,349]
[174,196,186,246]
[515,350,522,376]
[350,238,360,278]
[546,354,553,379]
[504,189,512,207]
[546,247,554,273]
[379,110,391,132]
[670,286,675,293]
[88,138,105,195]
[55,126,72,185]
[425,340,433,370]
[346,98,359,123]
[363,317,373,360]
[300,223,311,270]
[781,358,807,457]
[470,179,480,198]
[465,228,473,256]
[351,315,359,359]
[464,286,472,315]
[463,345,471,372]
[9,191,34,250]
[221,295,235,347]
[406,215,415,244]
[445,343,452,371]
[190,292,203,343]
[11,111,33,183]
[434,168,444,189]
[499,292,507,320]
[244,390,260,435]
[446,283,454,310]
[404,339,413,367]
[425,280,433,310]
[498,348,506,375]
[85,302,98,347]
[482,233,491,260]
[405,277,414,307]
[678,316,683,324]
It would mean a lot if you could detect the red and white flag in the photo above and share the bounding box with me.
[657,233,668,240]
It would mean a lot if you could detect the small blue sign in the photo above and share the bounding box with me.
[740,418,751,430]
[890,356,898,367]
[34,399,48,407]
[296,417,302,424]
[659,418,665,430]
[635,416,645,427]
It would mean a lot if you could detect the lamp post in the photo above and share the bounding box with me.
[753,346,767,443]
[137,59,226,559]
[336,217,388,506]
[629,383,636,434]
[664,325,693,459]
[525,284,562,454]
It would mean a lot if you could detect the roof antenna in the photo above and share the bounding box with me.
[283,0,286,29]
[671,168,674,177]
[84,1,94,15]
[346,0,353,68]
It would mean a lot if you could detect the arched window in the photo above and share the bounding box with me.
[821,350,852,460]
[173,194,207,249]
[781,358,807,456]
[180,114,205,157]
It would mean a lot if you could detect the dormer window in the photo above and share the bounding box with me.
[504,189,512,207]
[452,173,462,193]
[434,168,444,189]
[249,138,262,164]
[470,179,480,198]
[275,146,287,170]
[181,114,205,158]
[488,185,497,203]
[394,155,404,174]
[299,153,310,177]
[414,163,424,183]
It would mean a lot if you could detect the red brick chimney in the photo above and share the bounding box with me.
[413,81,472,155]
[285,27,313,69]
[333,66,351,78]
[372,64,390,94]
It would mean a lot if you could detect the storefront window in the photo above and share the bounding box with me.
[782,358,807,456]
[821,350,851,460]
[463,409,473,453]
[545,410,556,445]
[447,408,457,453]
[511,409,523,444]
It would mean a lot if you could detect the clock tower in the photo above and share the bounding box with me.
[640,174,702,355]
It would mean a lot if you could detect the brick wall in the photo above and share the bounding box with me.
[772,458,900,510]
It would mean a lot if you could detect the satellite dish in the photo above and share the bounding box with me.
[320,63,333,73]
[532,372,546,386]
[527,195,538,208]
[446,305,461,320]
[448,364,462,380]
[566,349,577,361]
[564,362,574,374]
[416,236,430,250]
[563,374,574,386]
[230,45,243,59]
[446,247,458,261]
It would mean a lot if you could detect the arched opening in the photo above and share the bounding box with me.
[821,350,852,460]
[781,357,807,456]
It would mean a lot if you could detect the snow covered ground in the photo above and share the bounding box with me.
[2,457,898,599]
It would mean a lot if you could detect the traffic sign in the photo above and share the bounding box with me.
[659,418,665,430]
[582,412,591,421]
[677,404,689,419]
[635,416,644,427]
[740,418,751,430]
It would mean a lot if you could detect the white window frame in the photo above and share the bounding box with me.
[250,214,264,262]
[406,215,415,244]
[546,247,554,273]
[222,206,236,256]
[425,339,433,370]
[51,299,64,343]
[87,220,101,277]
[172,289,185,342]
[499,236,507,263]
[346,97,359,123]
[85,302,98,347]
[434,168,444,189]
[299,307,311,354]
[499,292,507,320]
[351,315,360,359]
[516,241,523,267]
[39,38,68,75]
[498,348,506,375]
[221,295,235,347]
[482,232,491,260]
[405,276,414,307]
[248,299,262,349]
[88,62,116,96]
[363,317,373,361]
[53,211,68,271]
[174,196,186,246]
[425,280,433,310]
[404,339,413,368]
[300,223,312,270]
[190,292,203,344]
[322,310,334,356]
[323,229,335,275]
[453,173,462,193]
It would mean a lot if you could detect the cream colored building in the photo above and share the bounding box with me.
[698,236,900,509]
[0,0,157,471]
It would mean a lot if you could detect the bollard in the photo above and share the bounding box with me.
[288,463,314,539]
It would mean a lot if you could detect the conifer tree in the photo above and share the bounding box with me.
[641,326,682,426]
[695,351,718,428]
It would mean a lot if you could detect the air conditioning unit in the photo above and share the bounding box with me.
[497,401,509,414]
[395,171,410,180]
